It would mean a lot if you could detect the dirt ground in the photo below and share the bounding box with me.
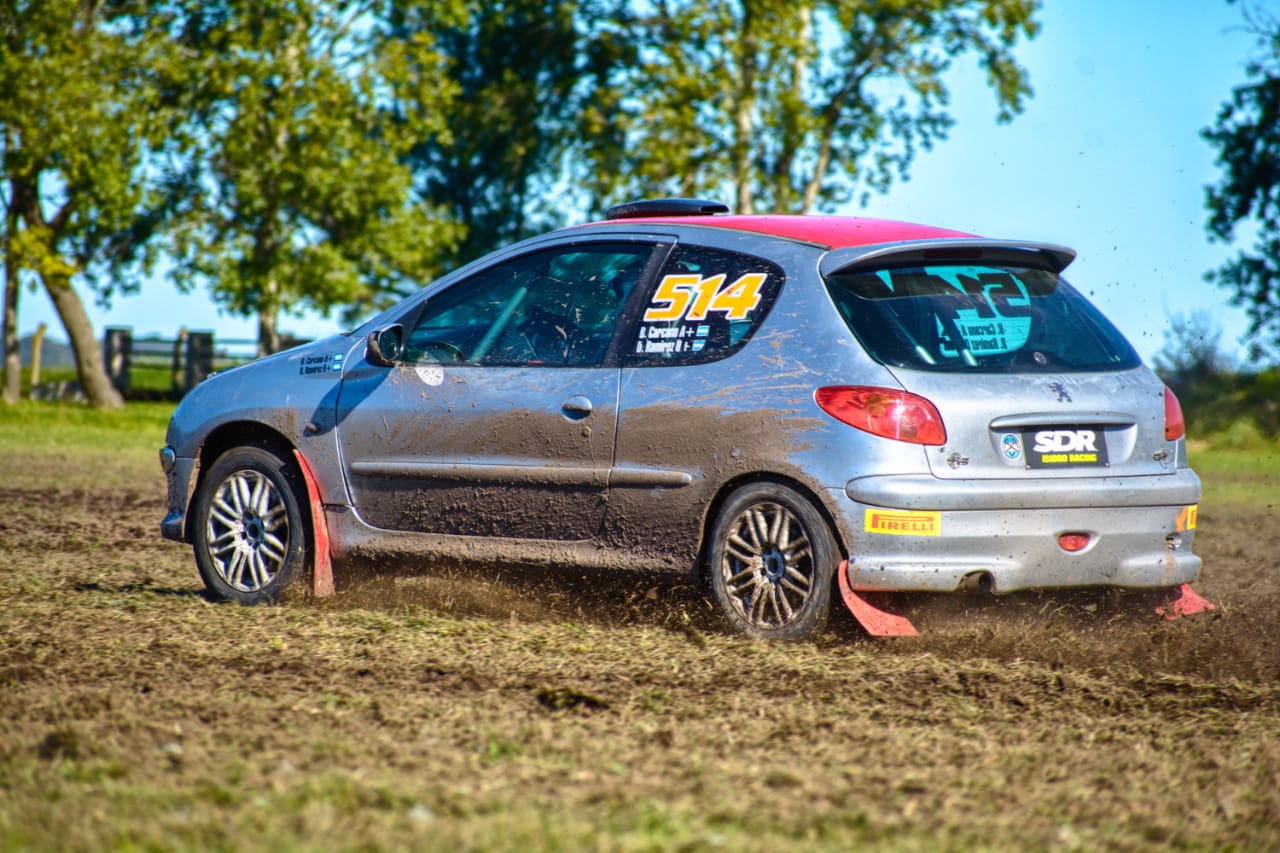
[1,447,1278,850]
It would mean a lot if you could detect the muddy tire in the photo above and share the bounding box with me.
[192,446,309,604]
[708,482,837,641]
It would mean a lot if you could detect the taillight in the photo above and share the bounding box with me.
[1164,387,1185,441]
[815,386,947,445]
[1058,532,1091,552]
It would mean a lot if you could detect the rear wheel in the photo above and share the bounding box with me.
[192,446,309,604]
[707,482,837,640]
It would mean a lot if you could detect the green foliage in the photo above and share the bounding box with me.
[1160,361,1280,449]
[1204,3,1280,349]
[392,0,627,264]
[582,0,1040,214]
[0,1,182,289]
[0,0,194,407]
[1151,311,1280,443]
[164,0,463,355]
[1152,311,1234,391]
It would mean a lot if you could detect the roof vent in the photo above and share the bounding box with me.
[605,198,730,220]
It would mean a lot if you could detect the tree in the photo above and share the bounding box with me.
[2,131,19,404]
[387,0,631,265]
[0,1,190,408]
[578,0,1039,216]
[167,0,462,357]
[1152,310,1233,395]
[1204,2,1280,351]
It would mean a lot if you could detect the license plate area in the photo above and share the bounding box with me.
[1021,426,1109,469]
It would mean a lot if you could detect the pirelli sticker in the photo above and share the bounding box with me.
[865,509,941,536]
[1176,504,1198,532]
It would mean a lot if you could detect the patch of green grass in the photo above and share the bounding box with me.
[0,399,172,454]
[1189,445,1280,507]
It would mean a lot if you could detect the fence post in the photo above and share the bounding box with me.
[171,328,188,397]
[185,331,214,390]
[28,322,47,395]
[103,326,132,393]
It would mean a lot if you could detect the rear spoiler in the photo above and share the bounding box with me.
[819,239,1077,278]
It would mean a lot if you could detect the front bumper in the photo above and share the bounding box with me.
[830,471,1201,593]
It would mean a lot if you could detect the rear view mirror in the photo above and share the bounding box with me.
[366,325,403,367]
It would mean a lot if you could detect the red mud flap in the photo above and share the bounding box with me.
[293,450,335,598]
[837,560,919,637]
[1155,584,1216,621]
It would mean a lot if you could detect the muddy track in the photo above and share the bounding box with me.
[1,457,1278,850]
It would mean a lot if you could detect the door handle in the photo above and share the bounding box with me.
[562,395,593,420]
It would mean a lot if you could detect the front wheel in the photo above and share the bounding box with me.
[707,482,837,640]
[192,446,309,604]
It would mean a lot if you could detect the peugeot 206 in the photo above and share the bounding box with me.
[159,199,1211,639]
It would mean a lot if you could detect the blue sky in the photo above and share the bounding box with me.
[17,1,1268,365]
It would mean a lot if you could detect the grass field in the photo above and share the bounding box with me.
[1,402,1277,851]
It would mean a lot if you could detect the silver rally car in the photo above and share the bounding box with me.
[159,198,1211,639]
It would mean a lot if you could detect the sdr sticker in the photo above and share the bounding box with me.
[865,509,941,536]
[1023,427,1109,468]
[643,273,766,322]
[1176,504,1198,532]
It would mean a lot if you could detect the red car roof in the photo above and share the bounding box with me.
[590,214,978,249]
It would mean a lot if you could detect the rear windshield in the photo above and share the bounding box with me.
[824,264,1140,373]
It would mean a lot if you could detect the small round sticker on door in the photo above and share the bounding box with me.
[1001,433,1023,461]
[415,365,444,386]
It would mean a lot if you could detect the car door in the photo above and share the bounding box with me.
[604,242,789,569]
[335,240,663,540]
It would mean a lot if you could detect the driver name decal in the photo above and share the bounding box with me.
[299,353,344,376]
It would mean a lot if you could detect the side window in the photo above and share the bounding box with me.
[626,244,785,366]
[404,244,654,367]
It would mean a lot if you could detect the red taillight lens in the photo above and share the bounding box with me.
[815,386,947,445]
[1058,532,1091,552]
[1164,387,1185,441]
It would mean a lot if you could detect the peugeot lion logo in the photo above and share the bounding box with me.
[1048,381,1072,403]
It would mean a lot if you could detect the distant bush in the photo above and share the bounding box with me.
[1154,312,1280,443]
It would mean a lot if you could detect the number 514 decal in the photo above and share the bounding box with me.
[643,273,766,322]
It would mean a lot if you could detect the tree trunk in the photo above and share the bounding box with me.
[2,232,19,404]
[41,269,123,409]
[257,293,280,358]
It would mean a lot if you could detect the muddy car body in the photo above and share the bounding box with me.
[160,199,1203,639]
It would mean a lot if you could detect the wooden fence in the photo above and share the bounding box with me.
[102,327,263,400]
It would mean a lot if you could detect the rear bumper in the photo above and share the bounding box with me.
[845,468,1201,510]
[830,471,1201,593]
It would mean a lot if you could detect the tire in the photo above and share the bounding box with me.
[192,446,309,604]
[707,482,837,641]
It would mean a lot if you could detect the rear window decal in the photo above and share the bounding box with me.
[826,261,1140,374]
[643,272,766,323]
[930,267,1032,358]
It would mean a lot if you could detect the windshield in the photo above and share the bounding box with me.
[824,264,1140,373]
